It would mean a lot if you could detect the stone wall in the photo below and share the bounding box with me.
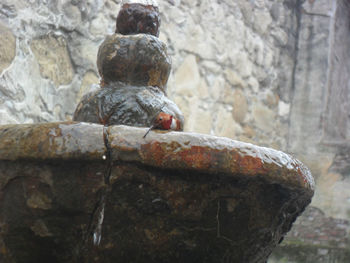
[0,0,349,262]
[271,0,350,261]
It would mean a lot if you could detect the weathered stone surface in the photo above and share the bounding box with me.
[252,103,276,133]
[90,12,110,37]
[0,122,105,161]
[225,69,246,88]
[30,35,74,86]
[214,106,242,139]
[0,22,16,74]
[278,100,290,117]
[73,82,184,128]
[271,28,289,46]
[61,2,82,31]
[0,110,18,125]
[0,0,292,148]
[0,0,294,146]
[269,206,350,263]
[0,159,106,263]
[116,3,160,37]
[110,125,313,189]
[189,106,212,134]
[286,0,350,227]
[264,91,279,108]
[0,0,28,15]
[235,52,253,78]
[0,122,314,263]
[97,34,171,89]
[243,125,256,139]
[253,9,272,35]
[174,55,200,97]
[232,89,248,123]
[2,0,350,261]
[76,71,99,103]
[0,122,107,262]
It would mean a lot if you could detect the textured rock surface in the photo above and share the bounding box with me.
[269,207,350,263]
[97,34,171,89]
[116,3,160,36]
[73,82,184,128]
[270,1,350,261]
[0,22,16,74]
[1,0,350,261]
[30,35,74,86]
[0,0,290,147]
[0,122,314,263]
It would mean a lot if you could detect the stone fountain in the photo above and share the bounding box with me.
[0,1,314,262]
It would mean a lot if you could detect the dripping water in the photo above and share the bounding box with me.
[82,124,113,255]
[92,125,113,246]
[89,189,106,247]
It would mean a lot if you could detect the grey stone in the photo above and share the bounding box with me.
[232,89,248,123]
[252,103,276,133]
[30,35,74,86]
[174,55,201,97]
[0,22,16,74]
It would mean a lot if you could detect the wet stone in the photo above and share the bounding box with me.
[97,34,171,89]
[73,82,184,128]
[0,122,314,263]
[116,3,161,37]
[0,160,106,263]
[97,165,308,262]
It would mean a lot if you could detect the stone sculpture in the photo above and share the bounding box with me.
[0,122,314,263]
[73,0,184,132]
[0,1,315,262]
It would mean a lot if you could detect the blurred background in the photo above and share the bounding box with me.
[0,0,349,261]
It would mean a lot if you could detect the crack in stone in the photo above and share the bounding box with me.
[90,125,114,245]
[102,125,113,184]
[79,125,114,259]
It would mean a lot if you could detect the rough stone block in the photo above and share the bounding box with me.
[0,22,16,74]
[30,35,74,86]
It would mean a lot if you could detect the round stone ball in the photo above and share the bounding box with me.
[116,1,160,37]
[97,34,171,91]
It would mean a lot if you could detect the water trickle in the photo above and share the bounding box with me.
[90,125,114,248]
[92,200,105,246]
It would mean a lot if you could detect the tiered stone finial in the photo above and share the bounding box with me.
[73,1,184,131]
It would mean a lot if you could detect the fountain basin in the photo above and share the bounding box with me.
[0,122,314,263]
